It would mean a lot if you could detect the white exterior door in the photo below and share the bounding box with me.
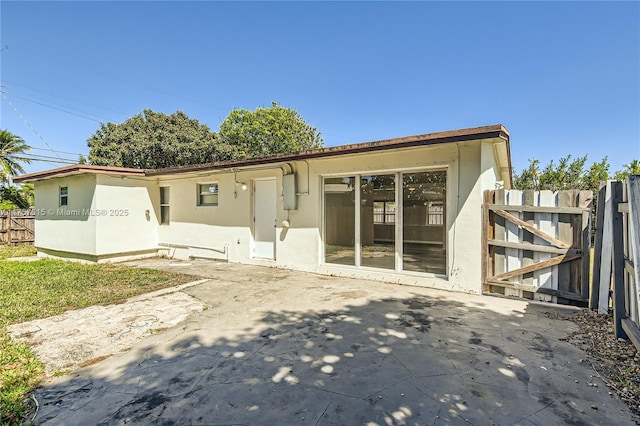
[253,179,276,259]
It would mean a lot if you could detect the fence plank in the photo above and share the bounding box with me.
[491,190,506,295]
[522,190,536,297]
[598,182,614,314]
[628,176,640,324]
[537,191,556,302]
[505,190,522,297]
[579,191,592,300]
[591,182,607,309]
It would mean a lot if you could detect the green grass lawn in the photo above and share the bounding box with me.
[0,246,195,424]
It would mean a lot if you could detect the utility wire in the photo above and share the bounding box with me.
[3,91,113,123]
[23,153,77,162]
[30,146,84,157]
[1,80,128,119]
[1,92,64,160]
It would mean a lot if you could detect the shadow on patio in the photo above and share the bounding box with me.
[34,292,634,425]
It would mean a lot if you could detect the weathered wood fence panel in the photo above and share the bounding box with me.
[0,208,35,246]
[594,176,640,351]
[483,189,592,304]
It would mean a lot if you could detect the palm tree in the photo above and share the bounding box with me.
[0,130,31,179]
[615,159,640,181]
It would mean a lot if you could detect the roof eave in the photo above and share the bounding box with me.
[147,124,509,177]
[13,165,146,183]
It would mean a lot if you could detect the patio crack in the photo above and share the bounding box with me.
[314,399,333,426]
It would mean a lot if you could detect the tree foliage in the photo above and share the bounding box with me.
[219,102,323,159]
[0,130,31,180]
[0,184,33,209]
[88,104,323,168]
[512,155,625,193]
[614,160,640,181]
[87,110,234,169]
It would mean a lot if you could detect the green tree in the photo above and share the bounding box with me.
[88,110,235,168]
[0,130,31,179]
[0,184,32,209]
[219,102,323,159]
[614,160,640,181]
[513,155,611,192]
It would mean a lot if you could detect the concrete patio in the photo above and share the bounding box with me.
[30,259,637,425]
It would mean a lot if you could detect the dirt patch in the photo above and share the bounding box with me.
[555,309,640,419]
[8,286,206,376]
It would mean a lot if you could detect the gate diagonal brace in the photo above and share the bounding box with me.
[493,209,571,249]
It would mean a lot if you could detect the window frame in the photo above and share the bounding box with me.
[59,186,68,207]
[160,186,170,225]
[197,183,219,207]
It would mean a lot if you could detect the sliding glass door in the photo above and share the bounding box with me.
[323,170,446,275]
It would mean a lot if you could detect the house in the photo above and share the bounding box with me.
[14,124,512,294]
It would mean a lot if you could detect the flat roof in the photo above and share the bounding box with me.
[14,124,511,183]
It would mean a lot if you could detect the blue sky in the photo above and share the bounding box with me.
[1,1,638,176]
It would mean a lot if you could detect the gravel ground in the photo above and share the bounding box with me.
[557,309,640,420]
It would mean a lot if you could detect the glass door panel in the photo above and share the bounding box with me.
[402,171,446,274]
[324,177,356,265]
[360,175,395,270]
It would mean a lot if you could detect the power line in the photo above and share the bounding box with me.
[3,91,114,123]
[1,80,128,119]
[23,152,77,162]
[30,146,85,157]
[1,92,64,161]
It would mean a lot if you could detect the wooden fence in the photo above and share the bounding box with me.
[482,189,592,304]
[0,208,35,246]
[592,176,640,351]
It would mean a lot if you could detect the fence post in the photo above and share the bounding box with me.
[612,181,627,339]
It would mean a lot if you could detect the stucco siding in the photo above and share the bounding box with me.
[94,175,159,255]
[34,174,98,255]
[25,129,509,294]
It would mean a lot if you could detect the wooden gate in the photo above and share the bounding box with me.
[0,208,35,246]
[482,189,592,304]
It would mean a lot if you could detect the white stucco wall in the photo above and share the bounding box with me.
[33,174,159,261]
[30,136,507,293]
[158,141,494,293]
[94,175,159,256]
[34,174,98,256]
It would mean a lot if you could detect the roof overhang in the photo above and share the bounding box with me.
[146,124,511,177]
[13,164,146,183]
[13,124,512,184]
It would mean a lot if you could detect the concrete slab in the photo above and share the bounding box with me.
[30,259,637,425]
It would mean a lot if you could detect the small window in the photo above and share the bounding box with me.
[198,183,218,206]
[160,187,170,225]
[427,201,444,225]
[373,201,395,224]
[59,186,68,206]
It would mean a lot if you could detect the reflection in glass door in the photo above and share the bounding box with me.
[360,175,395,270]
[324,177,356,265]
[402,171,446,274]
